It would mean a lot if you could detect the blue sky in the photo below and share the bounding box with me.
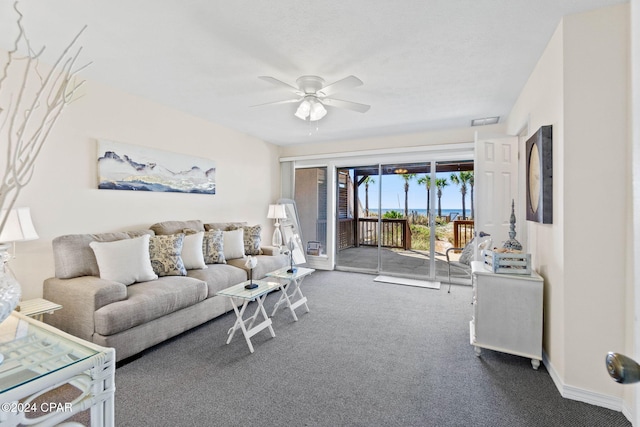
[360,173,469,212]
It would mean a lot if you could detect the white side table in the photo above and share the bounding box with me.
[217,280,280,353]
[266,266,314,321]
[17,298,62,321]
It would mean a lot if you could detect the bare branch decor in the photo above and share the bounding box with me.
[0,1,89,233]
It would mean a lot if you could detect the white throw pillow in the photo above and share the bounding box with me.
[89,234,158,285]
[182,231,207,270]
[223,229,245,260]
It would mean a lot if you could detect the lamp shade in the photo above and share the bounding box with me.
[0,208,39,243]
[267,204,287,220]
[309,101,327,121]
[294,100,311,120]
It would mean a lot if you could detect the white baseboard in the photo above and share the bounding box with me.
[542,350,632,423]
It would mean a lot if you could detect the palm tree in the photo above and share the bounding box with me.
[449,171,473,219]
[417,175,431,221]
[468,172,475,219]
[436,178,449,218]
[363,176,375,217]
[401,173,416,218]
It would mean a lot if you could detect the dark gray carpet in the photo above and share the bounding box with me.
[114,270,630,427]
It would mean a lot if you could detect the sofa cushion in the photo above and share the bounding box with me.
[187,264,248,297]
[204,222,247,231]
[94,276,207,336]
[182,232,207,269]
[89,235,158,285]
[150,220,205,235]
[52,230,154,279]
[227,254,288,280]
[149,234,187,276]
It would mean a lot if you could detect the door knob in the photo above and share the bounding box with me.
[606,352,640,384]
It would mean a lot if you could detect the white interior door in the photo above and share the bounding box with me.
[474,133,519,250]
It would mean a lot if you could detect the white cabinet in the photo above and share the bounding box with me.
[470,261,543,369]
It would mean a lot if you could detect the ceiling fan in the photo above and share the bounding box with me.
[254,75,370,121]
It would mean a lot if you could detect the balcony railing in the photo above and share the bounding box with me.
[338,218,411,250]
[453,219,474,248]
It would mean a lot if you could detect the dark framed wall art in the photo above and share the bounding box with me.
[525,125,553,224]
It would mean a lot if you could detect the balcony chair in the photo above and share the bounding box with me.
[445,232,492,293]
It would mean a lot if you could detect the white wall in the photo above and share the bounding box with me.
[507,3,630,410]
[279,123,506,158]
[508,20,566,377]
[6,77,281,300]
[631,0,640,423]
[563,3,629,398]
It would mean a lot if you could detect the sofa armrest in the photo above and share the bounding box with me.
[43,276,127,342]
[260,246,282,256]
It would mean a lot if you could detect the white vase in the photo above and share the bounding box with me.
[0,259,21,324]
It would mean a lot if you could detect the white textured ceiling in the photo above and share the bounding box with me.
[0,0,627,145]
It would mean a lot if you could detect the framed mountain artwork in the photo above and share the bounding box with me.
[97,140,216,194]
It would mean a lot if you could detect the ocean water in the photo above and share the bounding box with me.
[379,208,469,218]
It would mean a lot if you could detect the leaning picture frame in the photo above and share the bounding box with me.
[277,198,306,265]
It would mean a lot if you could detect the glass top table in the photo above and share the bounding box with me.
[264,266,315,281]
[217,279,280,300]
[265,266,314,321]
[217,280,281,353]
[0,311,115,426]
[0,312,99,394]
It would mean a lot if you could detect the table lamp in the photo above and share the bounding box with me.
[0,207,39,364]
[0,207,39,265]
[267,204,287,248]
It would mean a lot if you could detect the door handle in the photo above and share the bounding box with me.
[606,352,640,384]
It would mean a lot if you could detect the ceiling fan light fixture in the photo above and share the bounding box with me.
[309,100,327,121]
[294,100,311,120]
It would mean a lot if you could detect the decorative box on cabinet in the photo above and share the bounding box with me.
[470,261,543,369]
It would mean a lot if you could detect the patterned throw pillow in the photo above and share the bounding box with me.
[230,224,262,255]
[149,234,187,276]
[459,238,492,266]
[203,229,226,264]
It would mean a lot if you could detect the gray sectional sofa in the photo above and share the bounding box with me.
[43,220,288,362]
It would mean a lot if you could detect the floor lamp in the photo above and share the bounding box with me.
[267,204,287,248]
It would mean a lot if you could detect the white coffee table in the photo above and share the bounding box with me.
[217,280,280,353]
[266,266,314,321]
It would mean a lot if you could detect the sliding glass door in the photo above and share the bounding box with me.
[289,149,475,285]
[333,159,475,284]
[335,162,436,280]
[335,165,381,271]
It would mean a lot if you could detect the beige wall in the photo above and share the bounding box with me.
[507,3,630,405]
[7,77,281,300]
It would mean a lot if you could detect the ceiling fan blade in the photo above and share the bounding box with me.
[251,98,302,108]
[258,76,303,95]
[322,97,370,113]
[318,75,363,97]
